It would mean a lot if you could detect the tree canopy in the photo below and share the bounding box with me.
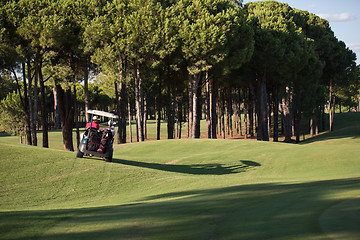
[0,0,358,148]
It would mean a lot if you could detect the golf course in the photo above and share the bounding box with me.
[1,112,359,240]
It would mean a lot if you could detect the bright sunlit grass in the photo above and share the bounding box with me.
[0,113,359,240]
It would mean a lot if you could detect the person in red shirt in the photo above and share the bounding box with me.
[85,116,100,129]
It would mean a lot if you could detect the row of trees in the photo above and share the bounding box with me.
[1,0,359,150]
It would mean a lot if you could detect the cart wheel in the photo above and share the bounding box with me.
[105,152,112,162]
[76,148,84,158]
[105,149,113,162]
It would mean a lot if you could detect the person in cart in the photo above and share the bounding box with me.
[105,120,116,135]
[85,116,100,129]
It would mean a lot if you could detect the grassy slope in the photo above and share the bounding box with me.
[0,113,359,240]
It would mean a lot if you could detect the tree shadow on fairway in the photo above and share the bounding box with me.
[3,178,360,240]
[301,126,360,144]
[0,132,11,137]
[112,159,261,175]
[301,113,360,144]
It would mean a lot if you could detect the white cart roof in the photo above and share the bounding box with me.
[88,109,119,119]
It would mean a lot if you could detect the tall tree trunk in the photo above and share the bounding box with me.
[229,98,233,136]
[310,117,314,138]
[206,74,211,139]
[177,99,183,139]
[128,95,133,143]
[243,87,248,139]
[188,73,202,138]
[321,105,325,132]
[273,85,279,142]
[224,91,229,137]
[167,102,174,139]
[225,89,232,137]
[257,73,269,141]
[21,62,32,145]
[237,89,243,136]
[268,95,272,139]
[115,60,127,144]
[32,59,39,145]
[219,89,225,139]
[11,67,27,144]
[27,59,36,146]
[329,79,334,132]
[74,85,80,148]
[331,96,335,131]
[249,82,257,138]
[58,84,74,151]
[281,86,292,143]
[294,109,301,143]
[121,87,127,142]
[207,76,217,139]
[188,77,194,138]
[38,58,48,148]
[166,84,175,139]
[329,80,335,132]
[195,83,202,138]
[53,87,61,129]
[84,61,90,123]
[315,106,320,135]
[249,98,254,137]
[175,103,179,138]
[234,102,239,135]
[115,81,127,144]
[212,80,217,139]
[155,95,161,140]
[143,98,147,140]
[135,67,144,142]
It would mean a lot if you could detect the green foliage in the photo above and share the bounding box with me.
[0,70,16,100]
[74,82,115,110]
[0,91,25,135]
[178,0,241,75]
[1,0,358,143]
[336,65,360,111]
[245,1,302,74]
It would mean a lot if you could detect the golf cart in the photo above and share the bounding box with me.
[76,109,118,162]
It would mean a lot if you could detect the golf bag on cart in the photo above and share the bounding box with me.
[97,128,113,153]
[86,127,102,151]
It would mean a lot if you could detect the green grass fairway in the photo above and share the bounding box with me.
[1,113,360,240]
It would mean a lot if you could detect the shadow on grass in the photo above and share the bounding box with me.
[2,178,360,240]
[301,125,360,144]
[112,158,261,175]
[301,112,360,144]
[0,132,11,137]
